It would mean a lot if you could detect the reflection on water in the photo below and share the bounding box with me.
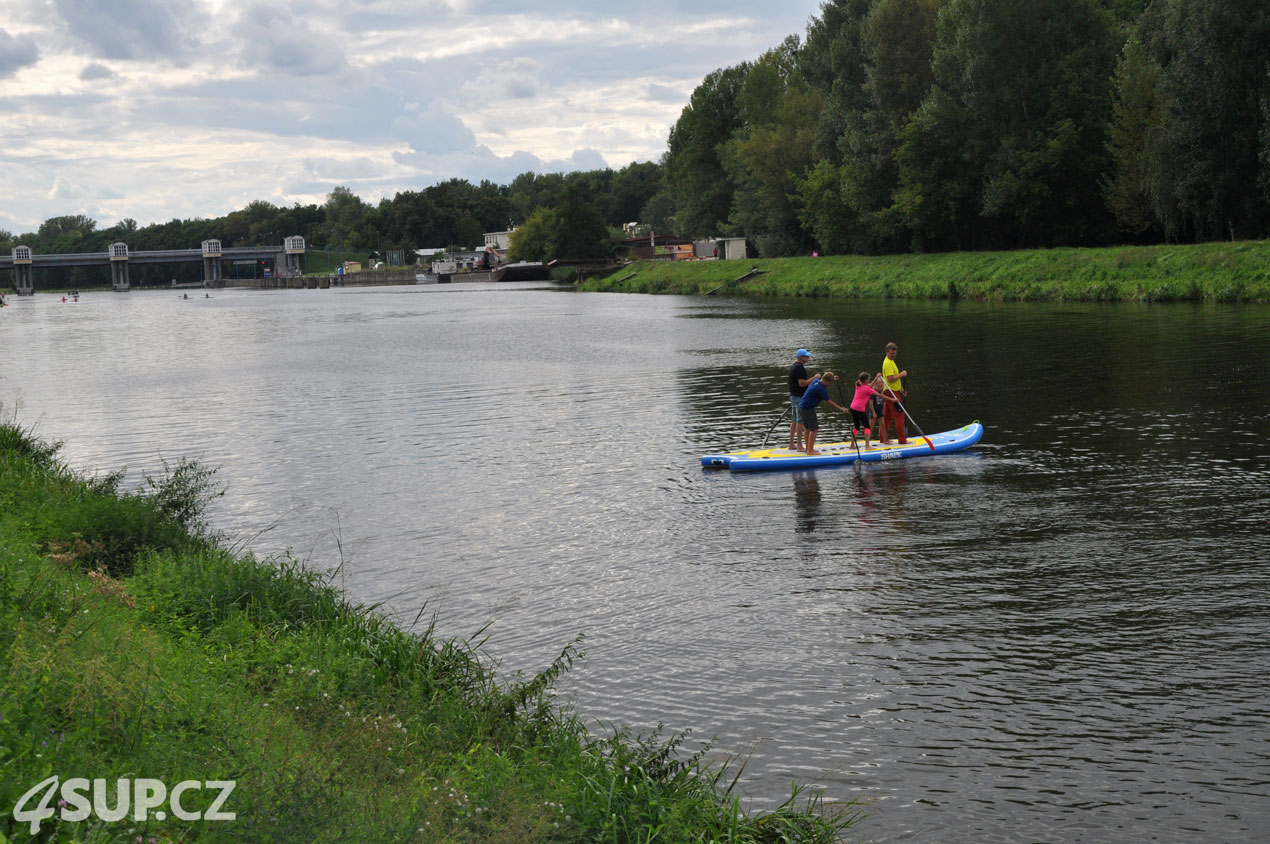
[2,286,1268,842]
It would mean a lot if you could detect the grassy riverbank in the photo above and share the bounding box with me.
[0,423,857,843]
[584,240,1270,302]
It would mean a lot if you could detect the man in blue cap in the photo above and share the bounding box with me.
[788,348,820,451]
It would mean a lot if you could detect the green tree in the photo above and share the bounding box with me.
[324,186,371,249]
[454,216,484,249]
[664,64,750,236]
[1104,35,1172,238]
[1152,0,1270,240]
[551,184,612,259]
[896,0,1119,248]
[507,208,557,262]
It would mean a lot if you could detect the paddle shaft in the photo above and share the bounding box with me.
[879,378,935,451]
[760,403,792,449]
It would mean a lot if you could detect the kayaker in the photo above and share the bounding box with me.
[797,371,848,455]
[787,348,819,452]
[879,342,909,445]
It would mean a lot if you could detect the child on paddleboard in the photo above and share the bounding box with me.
[850,372,897,450]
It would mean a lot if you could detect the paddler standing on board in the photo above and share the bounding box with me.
[878,342,908,445]
[787,348,819,452]
[797,371,848,455]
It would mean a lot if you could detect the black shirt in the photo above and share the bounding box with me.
[788,362,809,396]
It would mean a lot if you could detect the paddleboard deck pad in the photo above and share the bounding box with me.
[701,422,983,472]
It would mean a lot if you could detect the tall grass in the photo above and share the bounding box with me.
[0,423,860,842]
[582,240,1270,302]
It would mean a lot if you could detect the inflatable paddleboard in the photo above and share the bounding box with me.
[701,422,983,472]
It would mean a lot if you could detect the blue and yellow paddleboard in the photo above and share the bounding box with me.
[701,422,983,472]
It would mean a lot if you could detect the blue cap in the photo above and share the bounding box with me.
[796,348,811,358]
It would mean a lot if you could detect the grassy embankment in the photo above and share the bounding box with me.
[0,423,858,843]
[583,240,1270,302]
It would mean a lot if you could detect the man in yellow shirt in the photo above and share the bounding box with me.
[879,342,908,444]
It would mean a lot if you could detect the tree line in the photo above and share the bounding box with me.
[1,163,666,286]
[662,0,1270,255]
[7,0,1267,277]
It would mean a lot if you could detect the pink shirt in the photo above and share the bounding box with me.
[850,383,878,411]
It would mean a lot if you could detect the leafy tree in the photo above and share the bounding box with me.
[1152,0,1270,240]
[719,39,824,256]
[896,0,1119,248]
[454,216,484,249]
[551,183,612,259]
[796,160,854,253]
[606,161,664,226]
[664,64,750,236]
[1104,35,1172,238]
[639,189,676,236]
[507,208,557,262]
[801,0,874,165]
[324,186,371,249]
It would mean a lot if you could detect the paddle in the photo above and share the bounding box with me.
[879,378,935,451]
[760,403,792,449]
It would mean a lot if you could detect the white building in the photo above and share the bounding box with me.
[483,229,515,251]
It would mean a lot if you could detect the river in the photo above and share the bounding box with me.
[2,284,1267,842]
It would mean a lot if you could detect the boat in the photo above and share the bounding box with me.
[701,422,983,472]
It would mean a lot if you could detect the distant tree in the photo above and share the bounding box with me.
[639,189,676,236]
[1152,0,1270,240]
[896,0,1118,249]
[454,216,484,249]
[607,161,664,226]
[551,184,612,259]
[509,172,568,224]
[507,208,557,262]
[721,40,823,256]
[324,186,371,249]
[801,0,873,165]
[664,64,750,236]
[1104,35,1171,238]
[796,160,854,254]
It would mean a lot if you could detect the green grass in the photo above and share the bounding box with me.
[583,240,1270,302]
[0,421,860,843]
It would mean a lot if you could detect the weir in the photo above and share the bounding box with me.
[1,237,307,294]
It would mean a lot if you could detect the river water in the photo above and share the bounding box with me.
[2,284,1267,842]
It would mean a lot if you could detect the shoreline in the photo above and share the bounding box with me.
[0,423,859,842]
[582,240,1270,303]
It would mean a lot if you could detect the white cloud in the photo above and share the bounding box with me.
[0,0,824,229]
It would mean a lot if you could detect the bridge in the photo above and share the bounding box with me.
[2,237,307,294]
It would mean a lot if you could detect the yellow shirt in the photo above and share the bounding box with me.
[882,357,902,393]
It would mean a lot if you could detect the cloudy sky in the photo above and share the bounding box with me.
[0,0,821,234]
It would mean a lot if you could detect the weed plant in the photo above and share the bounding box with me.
[0,423,859,843]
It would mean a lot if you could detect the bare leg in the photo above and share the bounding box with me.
[805,429,819,455]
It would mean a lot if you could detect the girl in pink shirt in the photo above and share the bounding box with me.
[850,372,895,449]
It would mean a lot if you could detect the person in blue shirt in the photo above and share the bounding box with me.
[796,372,848,455]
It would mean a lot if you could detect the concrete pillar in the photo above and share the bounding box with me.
[109,242,130,291]
[12,245,34,295]
[202,255,222,281]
